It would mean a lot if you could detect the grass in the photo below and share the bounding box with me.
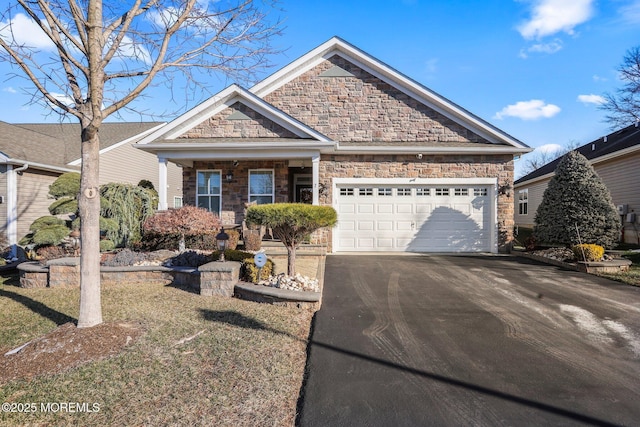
[597,251,640,287]
[0,273,313,426]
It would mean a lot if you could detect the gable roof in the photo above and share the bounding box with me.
[251,36,530,151]
[515,122,640,185]
[0,121,76,172]
[137,84,332,145]
[17,122,165,164]
[0,121,165,172]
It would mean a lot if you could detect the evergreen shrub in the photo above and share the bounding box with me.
[572,244,605,262]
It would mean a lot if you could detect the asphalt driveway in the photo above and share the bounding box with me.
[297,255,640,426]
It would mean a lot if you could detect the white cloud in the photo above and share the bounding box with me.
[577,94,605,105]
[518,0,594,39]
[0,13,54,50]
[592,74,607,82]
[3,87,17,94]
[618,0,640,24]
[494,99,561,120]
[528,39,563,54]
[536,143,563,154]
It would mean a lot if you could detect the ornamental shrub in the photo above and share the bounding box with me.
[49,172,81,199]
[100,183,156,248]
[533,151,621,248]
[572,244,605,262]
[246,203,337,276]
[143,206,221,252]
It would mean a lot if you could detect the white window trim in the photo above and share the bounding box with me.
[518,189,529,216]
[196,170,222,215]
[248,169,275,204]
[173,196,183,209]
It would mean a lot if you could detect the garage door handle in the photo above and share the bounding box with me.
[411,221,415,230]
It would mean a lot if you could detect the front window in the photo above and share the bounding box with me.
[197,170,221,213]
[249,170,274,204]
[518,189,528,215]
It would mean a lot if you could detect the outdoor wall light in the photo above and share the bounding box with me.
[226,172,233,182]
[233,160,239,167]
[499,182,512,197]
[216,227,229,261]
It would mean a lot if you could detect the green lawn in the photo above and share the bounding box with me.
[598,251,640,287]
[0,274,312,426]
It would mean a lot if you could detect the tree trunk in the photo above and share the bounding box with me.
[77,0,105,328]
[77,124,103,328]
[287,244,296,276]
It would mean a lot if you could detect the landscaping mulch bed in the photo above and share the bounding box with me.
[1,322,142,385]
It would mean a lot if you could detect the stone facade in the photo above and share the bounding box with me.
[179,102,298,140]
[318,154,515,252]
[182,160,290,225]
[173,52,519,252]
[265,55,490,144]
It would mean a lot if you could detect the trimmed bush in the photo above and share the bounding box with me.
[48,172,80,199]
[49,197,78,216]
[100,239,116,253]
[246,203,337,276]
[218,249,274,283]
[32,224,71,246]
[572,244,605,262]
[143,206,221,252]
[29,216,65,232]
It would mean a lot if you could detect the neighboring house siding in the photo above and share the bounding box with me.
[99,142,183,207]
[594,152,640,244]
[265,55,491,144]
[514,179,548,228]
[17,169,58,241]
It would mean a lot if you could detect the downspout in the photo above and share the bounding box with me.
[7,163,29,259]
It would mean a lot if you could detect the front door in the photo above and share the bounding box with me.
[294,174,313,204]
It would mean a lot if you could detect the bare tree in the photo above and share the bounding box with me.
[518,140,580,178]
[601,45,640,129]
[0,0,281,327]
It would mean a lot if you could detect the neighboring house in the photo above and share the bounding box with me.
[136,37,530,253]
[0,121,183,254]
[514,122,640,245]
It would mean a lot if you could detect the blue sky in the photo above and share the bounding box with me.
[1,0,639,177]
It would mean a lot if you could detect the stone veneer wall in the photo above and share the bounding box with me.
[179,102,299,139]
[264,55,491,144]
[182,160,290,225]
[318,154,516,252]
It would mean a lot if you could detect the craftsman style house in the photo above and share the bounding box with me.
[136,37,530,253]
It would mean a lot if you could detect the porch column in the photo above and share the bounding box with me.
[6,165,17,257]
[312,154,320,205]
[158,156,168,210]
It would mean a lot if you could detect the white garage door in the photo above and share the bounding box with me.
[335,183,494,252]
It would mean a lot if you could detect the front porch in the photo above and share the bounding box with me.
[179,158,321,225]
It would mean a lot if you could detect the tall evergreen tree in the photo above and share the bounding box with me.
[534,151,621,248]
